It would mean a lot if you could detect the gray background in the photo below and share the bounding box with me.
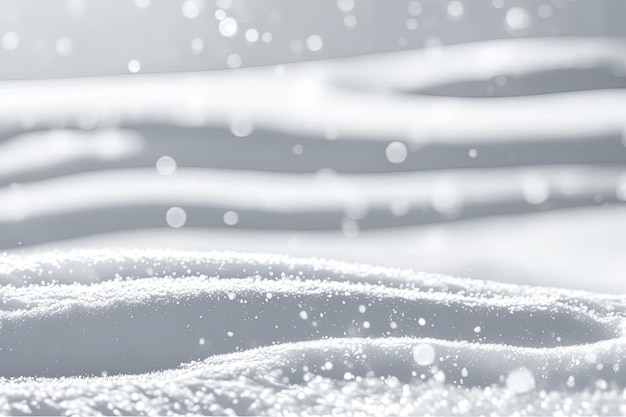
[1,0,625,79]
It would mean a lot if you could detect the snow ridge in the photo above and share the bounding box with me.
[0,249,624,414]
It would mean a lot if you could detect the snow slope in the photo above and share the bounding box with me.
[2,38,626,293]
[34,205,626,293]
[0,249,625,415]
[1,35,626,415]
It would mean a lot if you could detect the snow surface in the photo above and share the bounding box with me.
[2,35,626,415]
[0,249,625,415]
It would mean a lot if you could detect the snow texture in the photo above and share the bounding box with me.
[2,34,626,415]
[0,249,625,415]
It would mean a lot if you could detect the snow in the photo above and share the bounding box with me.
[0,129,143,179]
[16,205,626,293]
[2,39,626,145]
[1,166,623,222]
[0,249,624,414]
[507,367,536,394]
[412,344,437,366]
[1,34,626,415]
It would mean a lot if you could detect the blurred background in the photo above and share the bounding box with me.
[1,0,626,292]
[1,0,626,78]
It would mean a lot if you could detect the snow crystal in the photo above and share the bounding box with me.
[385,141,408,164]
[228,115,254,137]
[55,37,74,56]
[134,0,151,9]
[412,344,436,366]
[165,207,187,228]
[343,14,357,29]
[245,28,259,43]
[306,35,324,52]
[127,59,141,73]
[227,53,242,69]
[219,17,238,38]
[446,1,464,20]
[191,38,204,54]
[337,0,354,13]
[505,7,530,32]
[223,210,239,226]
[506,367,536,394]
[2,32,19,50]
[155,155,177,175]
[538,4,553,18]
[408,1,422,16]
[182,0,200,19]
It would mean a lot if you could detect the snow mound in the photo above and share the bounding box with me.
[0,249,625,414]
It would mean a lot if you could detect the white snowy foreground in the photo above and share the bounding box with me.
[0,249,625,415]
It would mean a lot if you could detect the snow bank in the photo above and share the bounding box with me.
[0,166,623,223]
[0,250,624,414]
[2,38,626,145]
[1,35,626,414]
